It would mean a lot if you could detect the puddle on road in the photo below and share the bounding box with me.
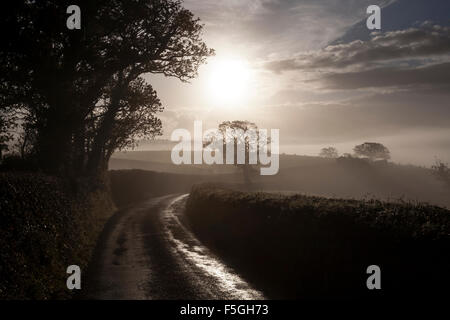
[162,194,265,300]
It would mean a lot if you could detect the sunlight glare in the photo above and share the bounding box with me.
[207,58,251,107]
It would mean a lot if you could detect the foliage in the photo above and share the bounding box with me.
[0,0,213,176]
[0,109,19,159]
[353,142,391,161]
[432,159,450,187]
[204,120,262,187]
[319,146,338,158]
[0,172,114,299]
[186,185,450,298]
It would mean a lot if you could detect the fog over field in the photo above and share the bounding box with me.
[111,150,450,208]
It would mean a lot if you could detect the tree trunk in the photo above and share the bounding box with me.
[86,97,121,176]
[36,117,73,176]
[242,164,252,190]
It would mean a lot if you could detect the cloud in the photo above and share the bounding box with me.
[150,1,450,166]
[317,62,450,89]
[184,0,394,56]
[259,89,450,145]
[265,25,450,72]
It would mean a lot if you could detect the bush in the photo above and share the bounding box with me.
[186,185,450,299]
[0,154,38,172]
[0,172,114,299]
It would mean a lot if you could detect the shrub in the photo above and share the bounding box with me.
[0,172,114,299]
[186,185,450,299]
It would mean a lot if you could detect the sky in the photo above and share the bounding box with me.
[141,0,450,166]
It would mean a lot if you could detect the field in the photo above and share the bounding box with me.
[185,184,450,299]
[109,169,241,207]
[111,151,450,208]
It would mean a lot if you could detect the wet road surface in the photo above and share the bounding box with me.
[83,194,264,300]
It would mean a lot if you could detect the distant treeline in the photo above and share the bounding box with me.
[185,185,450,299]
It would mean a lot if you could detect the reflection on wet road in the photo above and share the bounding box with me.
[84,194,264,300]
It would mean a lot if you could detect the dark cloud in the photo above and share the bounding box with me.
[317,62,450,89]
[265,25,450,72]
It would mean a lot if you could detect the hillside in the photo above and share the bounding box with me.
[110,151,450,208]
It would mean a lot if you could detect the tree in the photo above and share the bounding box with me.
[84,76,164,174]
[0,0,213,177]
[353,142,390,161]
[205,120,261,188]
[431,159,450,188]
[342,153,353,158]
[0,118,11,161]
[319,147,338,158]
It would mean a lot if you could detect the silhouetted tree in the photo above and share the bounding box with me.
[342,153,353,158]
[319,147,338,159]
[0,0,213,177]
[353,142,390,161]
[205,120,261,188]
[432,159,450,188]
[85,77,164,174]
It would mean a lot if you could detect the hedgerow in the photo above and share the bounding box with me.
[186,184,450,298]
[0,172,114,299]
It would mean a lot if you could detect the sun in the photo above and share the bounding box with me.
[206,58,251,107]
